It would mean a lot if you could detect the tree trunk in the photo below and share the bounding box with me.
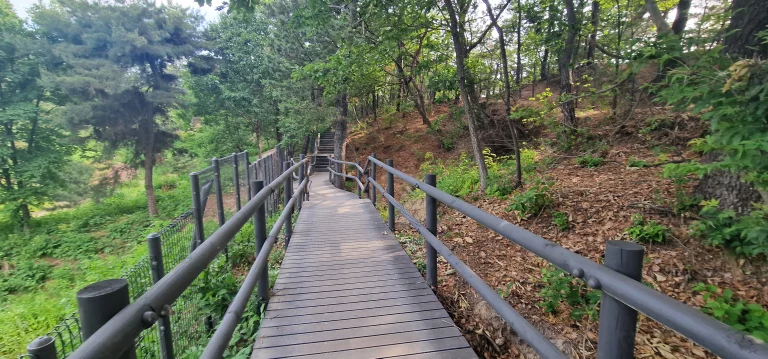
[334,93,348,188]
[482,0,522,187]
[586,0,599,64]
[141,116,159,217]
[372,88,378,123]
[444,0,489,192]
[695,0,768,213]
[256,128,263,158]
[723,0,768,58]
[541,47,550,81]
[516,0,523,98]
[560,0,578,129]
[302,135,310,156]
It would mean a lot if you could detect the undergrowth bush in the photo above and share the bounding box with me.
[626,214,669,244]
[690,200,768,258]
[576,154,605,168]
[419,148,540,199]
[505,178,553,219]
[627,157,649,168]
[537,265,600,321]
[552,211,570,231]
[693,283,768,342]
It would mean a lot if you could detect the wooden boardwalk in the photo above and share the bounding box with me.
[251,173,475,359]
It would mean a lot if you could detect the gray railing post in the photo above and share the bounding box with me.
[387,159,395,232]
[597,240,645,359]
[371,153,377,207]
[77,279,137,359]
[147,233,174,359]
[190,172,205,251]
[283,161,293,245]
[26,336,57,359]
[356,161,362,199]
[245,151,252,201]
[425,174,438,289]
[298,154,306,209]
[232,152,241,211]
[212,158,225,227]
[251,180,270,303]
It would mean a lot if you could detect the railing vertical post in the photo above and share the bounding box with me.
[147,233,174,359]
[77,279,136,359]
[232,152,241,211]
[387,159,395,232]
[212,158,225,227]
[26,336,57,359]
[298,154,306,209]
[597,240,645,359]
[425,174,438,289]
[245,151,252,201]
[371,153,377,207]
[190,172,205,251]
[251,180,270,303]
[356,161,362,199]
[283,161,293,245]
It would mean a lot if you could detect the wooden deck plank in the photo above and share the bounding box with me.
[252,173,474,359]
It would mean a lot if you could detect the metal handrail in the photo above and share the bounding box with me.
[366,155,768,359]
[368,177,567,358]
[202,177,309,358]
[329,156,372,194]
[67,158,310,358]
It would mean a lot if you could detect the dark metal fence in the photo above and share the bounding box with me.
[21,148,285,359]
[328,155,768,359]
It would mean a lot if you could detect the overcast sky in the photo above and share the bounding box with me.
[8,0,223,23]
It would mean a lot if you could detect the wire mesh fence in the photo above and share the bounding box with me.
[22,148,284,359]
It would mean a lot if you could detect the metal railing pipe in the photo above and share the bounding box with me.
[67,159,308,359]
[368,156,768,359]
[368,178,567,359]
[201,178,309,359]
[386,159,395,232]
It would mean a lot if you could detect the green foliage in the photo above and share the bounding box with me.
[627,158,650,168]
[693,283,768,342]
[505,178,553,219]
[626,214,670,244]
[576,154,605,168]
[552,211,570,231]
[656,49,768,192]
[690,200,768,258]
[537,266,600,321]
[427,107,465,151]
[419,148,540,199]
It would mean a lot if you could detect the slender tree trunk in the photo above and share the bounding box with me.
[372,88,378,123]
[516,0,523,98]
[444,0,489,191]
[541,47,550,81]
[256,127,263,158]
[482,0,522,187]
[586,0,600,65]
[560,0,578,129]
[334,93,348,188]
[140,116,159,217]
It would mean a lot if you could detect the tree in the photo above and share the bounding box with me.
[32,0,202,216]
[443,0,505,192]
[559,0,578,128]
[0,0,69,230]
[481,0,522,187]
[689,0,768,213]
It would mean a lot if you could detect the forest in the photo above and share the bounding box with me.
[1,0,767,357]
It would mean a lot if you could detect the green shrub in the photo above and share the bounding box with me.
[690,200,768,258]
[505,178,553,218]
[576,154,605,168]
[552,211,570,231]
[0,261,54,295]
[537,265,600,321]
[626,214,669,243]
[693,283,768,342]
[627,158,649,168]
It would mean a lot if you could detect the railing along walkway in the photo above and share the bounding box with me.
[251,173,475,359]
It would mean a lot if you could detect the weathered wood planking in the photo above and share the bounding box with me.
[251,173,475,359]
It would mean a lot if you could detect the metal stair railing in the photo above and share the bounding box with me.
[60,158,310,359]
[330,153,768,359]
